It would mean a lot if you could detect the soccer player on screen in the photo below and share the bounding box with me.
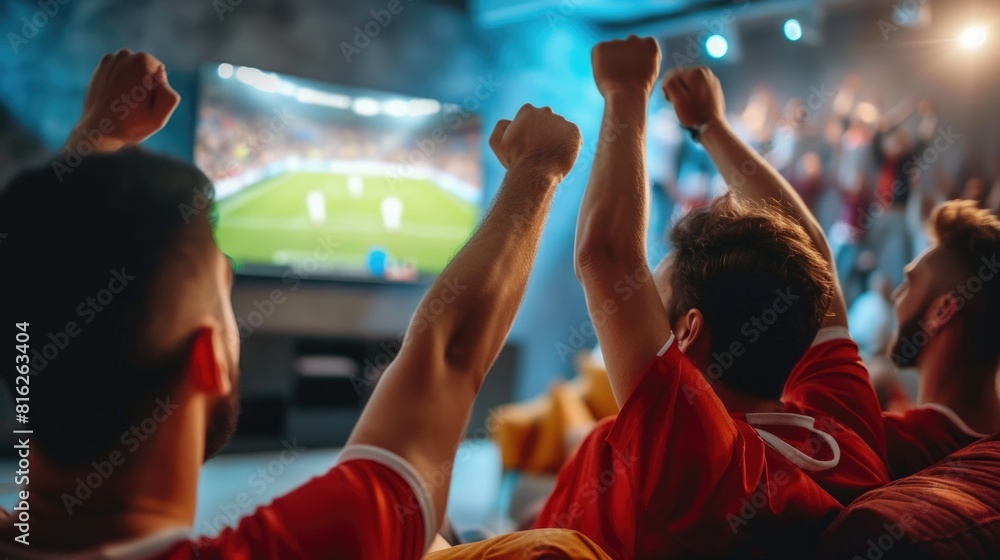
[0,50,609,559]
[347,174,365,198]
[533,37,890,559]
[306,189,327,224]
[381,194,404,232]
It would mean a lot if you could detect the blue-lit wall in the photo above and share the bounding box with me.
[0,0,607,400]
[7,0,998,403]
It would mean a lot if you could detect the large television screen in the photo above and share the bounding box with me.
[195,63,483,283]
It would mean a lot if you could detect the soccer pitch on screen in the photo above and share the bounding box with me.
[214,171,479,279]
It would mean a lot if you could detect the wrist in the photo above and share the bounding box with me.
[64,121,127,154]
[695,115,730,145]
[506,159,567,187]
[602,87,651,108]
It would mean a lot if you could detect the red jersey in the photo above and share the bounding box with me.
[0,445,434,560]
[883,404,989,479]
[534,327,890,559]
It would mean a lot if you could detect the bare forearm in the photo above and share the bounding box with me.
[575,91,672,405]
[701,119,829,261]
[413,165,560,377]
[576,91,650,272]
[349,165,562,531]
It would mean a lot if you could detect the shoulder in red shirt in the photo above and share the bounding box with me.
[883,404,988,479]
[534,328,890,559]
[0,445,434,560]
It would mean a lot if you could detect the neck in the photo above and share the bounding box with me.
[917,328,1000,435]
[713,383,785,415]
[12,393,206,550]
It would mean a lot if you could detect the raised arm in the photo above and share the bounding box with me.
[64,49,180,153]
[662,67,847,328]
[348,105,582,532]
[574,36,672,407]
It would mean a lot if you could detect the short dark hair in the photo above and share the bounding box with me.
[667,193,833,399]
[929,200,1000,368]
[0,149,215,467]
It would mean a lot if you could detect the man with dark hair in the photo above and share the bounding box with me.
[0,51,606,559]
[534,37,889,559]
[881,199,1000,478]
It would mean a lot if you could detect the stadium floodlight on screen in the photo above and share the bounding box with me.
[194,62,483,283]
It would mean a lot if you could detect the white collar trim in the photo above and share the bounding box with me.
[744,412,842,472]
[917,403,990,439]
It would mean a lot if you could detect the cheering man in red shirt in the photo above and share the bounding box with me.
[880,200,1000,478]
[0,51,592,559]
[534,37,890,559]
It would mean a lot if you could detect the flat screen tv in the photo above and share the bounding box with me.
[195,63,483,283]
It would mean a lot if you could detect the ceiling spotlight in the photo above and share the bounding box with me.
[706,34,729,59]
[959,25,988,50]
[784,19,803,42]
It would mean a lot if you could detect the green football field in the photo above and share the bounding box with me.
[214,172,479,275]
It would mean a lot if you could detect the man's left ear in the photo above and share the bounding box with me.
[674,308,706,353]
[187,326,232,397]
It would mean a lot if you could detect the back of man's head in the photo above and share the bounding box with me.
[666,193,833,400]
[928,200,1000,368]
[0,149,217,467]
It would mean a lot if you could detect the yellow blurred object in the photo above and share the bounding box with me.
[490,348,620,474]
[576,350,619,420]
[424,528,614,559]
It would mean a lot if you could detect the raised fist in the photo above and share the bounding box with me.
[489,104,582,180]
[592,35,661,98]
[662,66,726,129]
[70,49,180,149]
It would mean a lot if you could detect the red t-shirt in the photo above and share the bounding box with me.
[534,328,890,559]
[0,445,435,560]
[883,404,989,479]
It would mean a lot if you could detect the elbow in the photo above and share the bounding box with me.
[575,230,631,283]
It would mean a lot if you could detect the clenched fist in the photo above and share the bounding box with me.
[592,35,661,98]
[489,104,582,180]
[69,49,181,150]
[662,66,726,129]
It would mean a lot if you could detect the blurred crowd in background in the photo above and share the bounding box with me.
[650,74,999,378]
